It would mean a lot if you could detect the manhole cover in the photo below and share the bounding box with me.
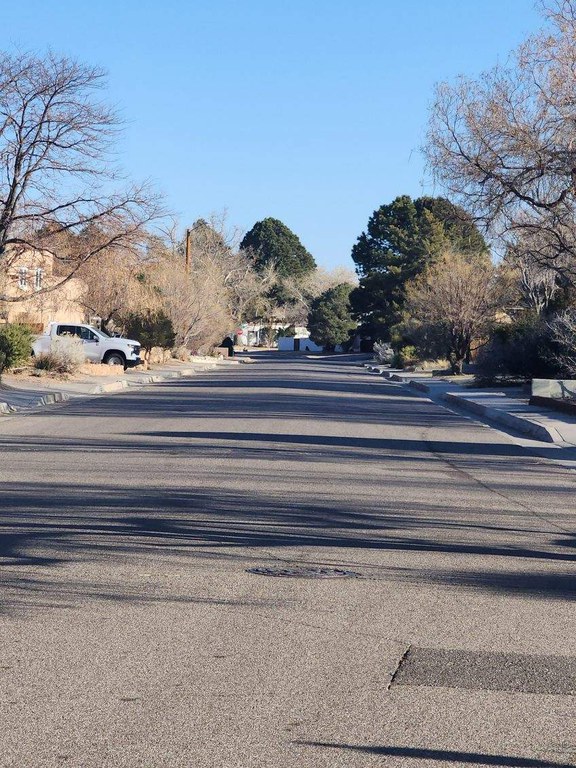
[246,565,363,579]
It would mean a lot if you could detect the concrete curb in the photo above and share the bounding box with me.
[404,378,562,443]
[408,380,434,394]
[89,380,130,394]
[0,389,70,413]
[36,391,71,406]
[365,365,567,443]
[0,360,223,414]
[68,364,222,396]
[441,391,562,443]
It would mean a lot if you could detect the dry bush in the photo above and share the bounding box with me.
[417,358,450,372]
[34,336,86,374]
[404,250,502,374]
[372,341,393,364]
[156,259,232,352]
[548,310,576,377]
[146,215,252,353]
[172,346,192,362]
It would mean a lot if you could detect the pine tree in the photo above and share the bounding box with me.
[240,218,316,278]
[350,195,488,340]
[308,284,356,351]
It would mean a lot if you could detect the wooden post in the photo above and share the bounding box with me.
[185,228,191,273]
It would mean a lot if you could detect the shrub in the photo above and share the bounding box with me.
[120,310,175,359]
[373,341,394,364]
[475,313,558,381]
[394,344,418,369]
[172,345,192,362]
[34,336,86,374]
[417,358,450,372]
[33,354,59,372]
[258,326,276,346]
[0,324,33,373]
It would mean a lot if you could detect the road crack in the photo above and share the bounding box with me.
[387,643,411,690]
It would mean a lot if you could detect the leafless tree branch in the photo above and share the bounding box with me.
[426,1,576,276]
[0,50,166,302]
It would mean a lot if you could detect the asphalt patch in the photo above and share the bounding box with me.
[391,647,576,695]
[246,565,363,578]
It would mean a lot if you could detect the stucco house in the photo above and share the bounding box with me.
[1,244,86,329]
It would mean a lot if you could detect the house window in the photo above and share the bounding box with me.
[18,267,28,290]
[34,268,43,291]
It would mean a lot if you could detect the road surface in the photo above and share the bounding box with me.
[1,354,575,767]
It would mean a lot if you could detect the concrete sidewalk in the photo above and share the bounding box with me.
[366,364,576,445]
[0,357,238,414]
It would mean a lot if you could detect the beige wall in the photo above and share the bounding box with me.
[7,278,86,327]
[2,246,86,328]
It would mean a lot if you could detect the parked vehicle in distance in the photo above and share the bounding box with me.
[32,323,142,369]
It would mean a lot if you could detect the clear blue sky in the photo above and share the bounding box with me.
[5,0,542,268]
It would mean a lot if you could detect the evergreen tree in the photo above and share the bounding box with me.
[240,217,316,278]
[308,283,356,351]
[350,195,488,340]
[121,310,175,357]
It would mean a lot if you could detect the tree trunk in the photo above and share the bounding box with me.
[449,353,464,375]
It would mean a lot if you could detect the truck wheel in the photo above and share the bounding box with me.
[104,352,126,368]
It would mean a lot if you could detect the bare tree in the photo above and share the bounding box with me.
[275,266,358,326]
[157,261,231,352]
[138,214,295,353]
[144,222,233,353]
[426,1,576,276]
[76,246,152,329]
[226,252,278,323]
[548,310,576,375]
[185,214,277,324]
[0,51,164,302]
[404,250,503,374]
[505,230,560,314]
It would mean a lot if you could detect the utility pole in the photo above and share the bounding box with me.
[185,228,191,274]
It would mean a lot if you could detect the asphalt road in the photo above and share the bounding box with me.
[0,354,575,768]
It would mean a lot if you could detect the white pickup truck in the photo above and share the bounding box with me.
[32,322,142,369]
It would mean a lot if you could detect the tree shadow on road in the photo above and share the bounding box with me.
[0,427,557,469]
[297,743,576,767]
[1,478,575,613]
[2,355,575,613]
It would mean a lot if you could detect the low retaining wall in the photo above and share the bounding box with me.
[532,378,576,399]
[530,378,576,415]
[530,394,576,415]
